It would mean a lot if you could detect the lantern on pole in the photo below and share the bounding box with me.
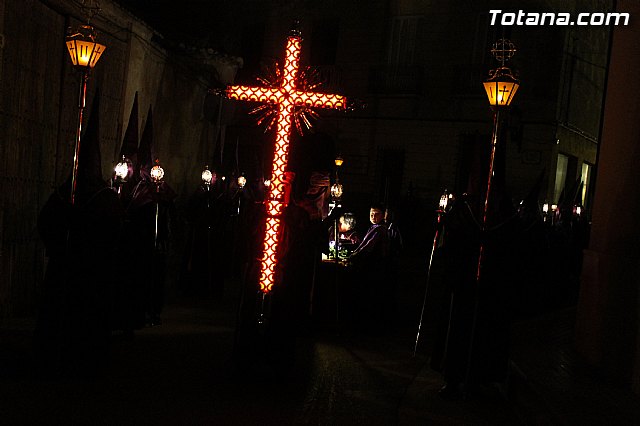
[464,39,520,392]
[65,21,106,205]
[414,189,452,356]
[482,39,519,108]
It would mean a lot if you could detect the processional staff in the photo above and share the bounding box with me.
[413,190,452,357]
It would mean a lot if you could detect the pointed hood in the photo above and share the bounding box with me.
[120,92,139,162]
[137,105,154,179]
[77,88,106,191]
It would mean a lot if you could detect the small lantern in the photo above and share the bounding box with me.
[439,190,449,211]
[264,179,271,187]
[66,24,106,69]
[202,166,213,185]
[237,175,247,188]
[335,155,344,167]
[542,203,549,214]
[331,182,343,200]
[114,156,129,181]
[151,159,165,183]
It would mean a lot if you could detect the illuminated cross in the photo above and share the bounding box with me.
[225,29,347,293]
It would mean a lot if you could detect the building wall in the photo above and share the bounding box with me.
[0,0,232,317]
[576,0,640,392]
[0,0,613,316]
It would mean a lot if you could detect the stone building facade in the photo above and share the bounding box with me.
[0,0,611,316]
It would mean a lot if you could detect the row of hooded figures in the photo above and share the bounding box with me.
[33,90,589,387]
[34,90,177,378]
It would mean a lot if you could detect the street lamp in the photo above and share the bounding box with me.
[481,39,519,222]
[465,38,520,391]
[65,23,106,204]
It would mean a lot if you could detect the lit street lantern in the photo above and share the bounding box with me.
[66,25,106,69]
[237,175,247,188]
[483,39,519,108]
[463,39,521,389]
[65,21,106,205]
[483,68,519,107]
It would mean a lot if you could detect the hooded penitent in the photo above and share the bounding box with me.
[63,87,107,203]
[136,105,154,181]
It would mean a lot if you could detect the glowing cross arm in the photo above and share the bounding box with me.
[291,91,347,110]
[226,86,283,103]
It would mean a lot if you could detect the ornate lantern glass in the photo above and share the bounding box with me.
[66,24,106,69]
[483,67,519,107]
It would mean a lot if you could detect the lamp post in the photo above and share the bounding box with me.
[151,159,165,249]
[65,23,106,204]
[465,39,520,392]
